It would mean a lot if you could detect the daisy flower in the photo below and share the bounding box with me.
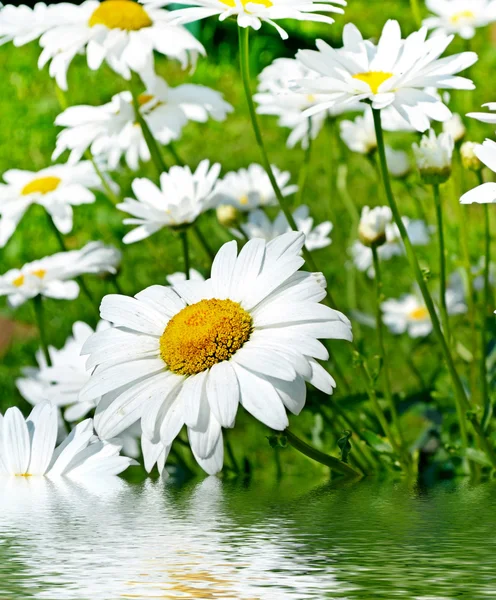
[79,232,353,475]
[0,1,205,90]
[0,241,121,307]
[118,160,221,244]
[382,278,466,338]
[386,147,411,179]
[351,212,431,278]
[213,163,297,212]
[53,77,233,170]
[460,141,484,172]
[413,129,454,184]
[152,0,347,40]
[294,20,478,132]
[340,112,377,155]
[442,113,466,143]
[233,205,333,251]
[423,0,496,39]
[0,402,135,478]
[460,140,496,204]
[0,162,99,248]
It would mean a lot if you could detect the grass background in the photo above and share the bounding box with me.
[1,0,496,477]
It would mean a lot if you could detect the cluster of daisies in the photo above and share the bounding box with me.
[1,0,496,481]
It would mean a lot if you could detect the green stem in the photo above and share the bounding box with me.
[32,295,51,367]
[179,229,190,280]
[372,108,489,460]
[192,223,215,261]
[433,184,451,341]
[295,119,313,207]
[409,0,422,27]
[168,142,185,167]
[285,429,361,478]
[371,245,405,449]
[237,25,317,273]
[224,431,240,473]
[85,150,120,206]
[482,202,491,410]
[129,74,167,176]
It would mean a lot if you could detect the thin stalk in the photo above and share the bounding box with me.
[224,432,240,473]
[129,74,167,176]
[285,429,362,478]
[179,229,190,280]
[32,295,51,366]
[482,202,491,410]
[168,142,185,167]
[432,184,451,340]
[237,26,317,273]
[85,150,120,205]
[192,223,215,261]
[111,275,124,295]
[371,246,405,448]
[295,119,313,207]
[372,108,492,462]
[409,0,422,27]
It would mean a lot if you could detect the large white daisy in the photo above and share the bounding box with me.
[0,162,99,248]
[213,163,297,212]
[0,241,121,307]
[118,160,221,243]
[79,232,352,475]
[423,0,496,39]
[293,20,478,132]
[53,77,233,170]
[0,402,135,478]
[0,1,205,90]
[150,0,346,40]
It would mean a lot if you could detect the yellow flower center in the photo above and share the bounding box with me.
[450,10,475,24]
[409,306,429,321]
[89,0,153,31]
[352,71,393,94]
[15,473,32,477]
[12,269,46,288]
[137,93,155,106]
[21,176,61,196]
[220,0,273,9]
[12,275,25,287]
[32,269,47,279]
[160,298,252,375]
[239,195,249,206]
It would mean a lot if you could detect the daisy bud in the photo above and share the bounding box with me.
[358,206,391,248]
[413,130,454,185]
[442,113,466,143]
[460,141,484,172]
[216,204,240,228]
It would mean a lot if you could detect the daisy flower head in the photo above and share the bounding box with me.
[352,213,430,277]
[340,111,377,155]
[413,129,454,184]
[382,292,433,338]
[53,77,233,170]
[79,232,353,475]
[8,0,206,90]
[460,140,496,204]
[460,141,484,172]
[0,241,121,307]
[213,163,297,212]
[151,0,347,40]
[0,162,99,248]
[0,402,135,478]
[234,205,333,252]
[294,20,478,132]
[442,113,466,143]
[118,160,221,244]
[423,0,496,40]
[386,147,411,179]
[358,205,391,247]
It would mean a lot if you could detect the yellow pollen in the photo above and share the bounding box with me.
[21,176,61,196]
[32,269,47,279]
[12,274,25,287]
[239,195,249,206]
[306,94,316,103]
[450,10,475,24]
[352,71,393,94]
[89,0,153,31]
[137,93,155,106]
[220,0,272,9]
[15,473,32,477]
[409,306,429,321]
[160,298,252,375]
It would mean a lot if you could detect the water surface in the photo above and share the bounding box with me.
[1,476,495,598]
